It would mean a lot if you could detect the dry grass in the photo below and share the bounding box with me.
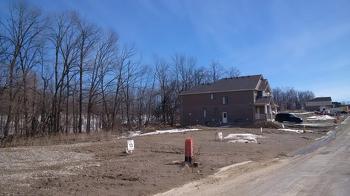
[0,131,117,148]
[0,124,188,148]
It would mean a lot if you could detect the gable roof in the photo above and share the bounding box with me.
[257,78,271,92]
[180,74,263,95]
[307,97,332,102]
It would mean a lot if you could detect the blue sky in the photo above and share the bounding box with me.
[1,0,350,101]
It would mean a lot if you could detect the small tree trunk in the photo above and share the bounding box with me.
[86,103,92,134]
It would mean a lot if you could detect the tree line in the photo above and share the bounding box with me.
[0,3,241,138]
[272,87,315,111]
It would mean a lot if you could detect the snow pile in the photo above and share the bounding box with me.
[291,112,314,115]
[307,115,335,121]
[128,131,142,137]
[141,128,199,136]
[224,133,260,143]
[278,128,304,134]
[119,128,200,139]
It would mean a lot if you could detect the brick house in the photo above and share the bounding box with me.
[180,75,277,126]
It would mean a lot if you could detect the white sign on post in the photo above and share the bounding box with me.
[216,132,223,141]
[126,139,134,154]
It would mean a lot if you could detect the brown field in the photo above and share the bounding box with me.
[0,125,331,196]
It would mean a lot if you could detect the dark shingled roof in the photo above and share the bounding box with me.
[308,97,332,102]
[180,75,263,95]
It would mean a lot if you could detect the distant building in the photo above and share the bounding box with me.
[305,97,332,111]
[332,102,342,108]
[330,102,349,114]
[180,74,277,126]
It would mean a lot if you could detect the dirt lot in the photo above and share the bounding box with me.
[0,126,330,196]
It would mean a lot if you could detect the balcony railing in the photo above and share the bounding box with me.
[255,113,273,121]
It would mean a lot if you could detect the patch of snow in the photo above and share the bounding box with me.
[307,115,335,121]
[291,112,314,115]
[141,129,199,136]
[224,133,260,143]
[128,131,142,137]
[297,123,334,128]
[278,128,308,134]
[119,128,200,139]
[227,139,256,143]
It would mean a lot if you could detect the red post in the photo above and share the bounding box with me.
[185,138,193,163]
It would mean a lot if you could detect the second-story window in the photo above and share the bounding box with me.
[223,96,228,105]
[210,93,214,100]
[257,91,263,98]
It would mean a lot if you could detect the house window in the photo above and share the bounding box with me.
[257,91,263,98]
[210,93,214,100]
[223,96,228,105]
[203,108,207,118]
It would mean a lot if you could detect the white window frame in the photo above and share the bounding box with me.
[223,96,227,105]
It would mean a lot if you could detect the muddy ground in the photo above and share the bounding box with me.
[0,126,331,196]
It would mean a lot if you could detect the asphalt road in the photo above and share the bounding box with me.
[159,117,350,196]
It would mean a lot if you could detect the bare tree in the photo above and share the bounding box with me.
[135,68,152,129]
[49,14,71,133]
[72,14,97,133]
[38,44,51,134]
[59,15,79,133]
[208,60,222,83]
[110,46,135,130]
[173,54,197,91]
[18,30,41,135]
[0,2,247,139]
[273,87,315,110]
[86,32,116,133]
[1,2,43,137]
[193,67,209,85]
[121,51,145,130]
[226,66,240,78]
[298,90,315,109]
[155,58,170,124]
[172,54,199,125]
[99,32,118,130]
